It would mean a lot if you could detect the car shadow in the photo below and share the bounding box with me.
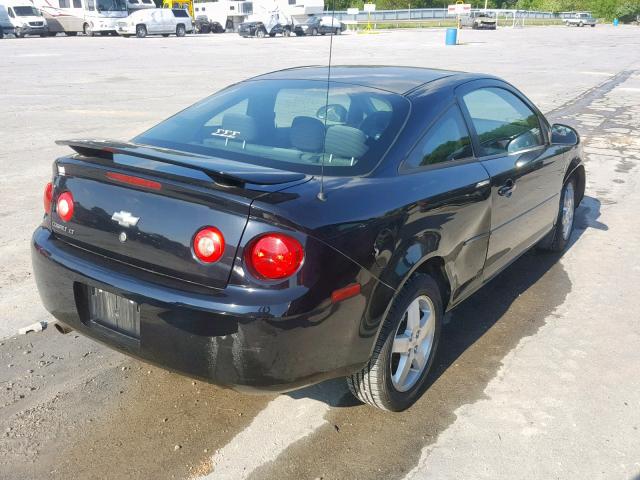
[289,195,605,408]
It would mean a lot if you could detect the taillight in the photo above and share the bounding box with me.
[246,233,304,280]
[56,191,74,222]
[193,227,225,263]
[44,182,53,215]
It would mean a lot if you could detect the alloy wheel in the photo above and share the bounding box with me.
[390,295,436,392]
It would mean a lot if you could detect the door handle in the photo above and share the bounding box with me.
[497,179,515,197]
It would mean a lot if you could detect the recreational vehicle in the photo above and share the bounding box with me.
[32,0,128,35]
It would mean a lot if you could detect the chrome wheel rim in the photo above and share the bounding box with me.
[390,295,436,392]
[561,182,575,240]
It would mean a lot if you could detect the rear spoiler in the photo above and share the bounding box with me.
[55,139,307,186]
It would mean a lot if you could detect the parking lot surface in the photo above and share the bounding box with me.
[1,26,639,480]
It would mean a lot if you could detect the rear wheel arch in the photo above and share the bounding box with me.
[565,160,585,205]
[373,254,451,346]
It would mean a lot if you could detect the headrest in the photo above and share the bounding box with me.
[290,116,325,153]
[324,125,368,160]
[360,111,392,140]
[222,113,257,142]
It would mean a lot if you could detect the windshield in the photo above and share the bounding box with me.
[14,6,40,16]
[97,0,126,12]
[135,79,410,177]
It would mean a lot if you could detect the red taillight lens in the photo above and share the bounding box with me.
[56,191,74,222]
[246,233,304,280]
[193,227,225,263]
[44,182,53,215]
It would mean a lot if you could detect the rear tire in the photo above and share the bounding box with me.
[176,24,186,37]
[347,274,442,411]
[136,24,147,38]
[537,177,576,252]
[256,28,266,38]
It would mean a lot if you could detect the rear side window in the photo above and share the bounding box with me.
[403,106,473,170]
[462,87,543,156]
[172,8,189,17]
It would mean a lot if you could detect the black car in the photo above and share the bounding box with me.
[194,16,224,34]
[294,16,345,36]
[238,20,291,38]
[32,66,584,411]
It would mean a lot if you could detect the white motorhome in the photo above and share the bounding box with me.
[0,0,48,36]
[31,0,128,35]
[126,0,154,12]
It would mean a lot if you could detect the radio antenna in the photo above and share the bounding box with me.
[317,0,337,202]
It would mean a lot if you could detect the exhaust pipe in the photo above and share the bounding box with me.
[54,322,74,335]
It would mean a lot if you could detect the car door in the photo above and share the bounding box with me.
[400,103,492,305]
[146,10,162,33]
[162,9,175,33]
[457,80,564,281]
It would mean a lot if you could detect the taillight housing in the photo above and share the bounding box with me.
[56,191,74,222]
[193,227,225,263]
[44,182,53,215]
[245,233,304,280]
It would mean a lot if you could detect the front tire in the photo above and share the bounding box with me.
[136,24,147,38]
[256,28,266,38]
[538,177,576,252]
[347,274,442,411]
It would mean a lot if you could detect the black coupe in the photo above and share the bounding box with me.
[32,66,584,411]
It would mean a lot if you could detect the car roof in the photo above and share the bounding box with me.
[250,66,470,95]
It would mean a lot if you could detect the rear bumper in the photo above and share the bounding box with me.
[32,227,384,391]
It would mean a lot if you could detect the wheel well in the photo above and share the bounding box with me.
[566,162,586,204]
[413,257,451,309]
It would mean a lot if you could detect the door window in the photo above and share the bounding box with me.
[462,87,543,156]
[403,105,473,170]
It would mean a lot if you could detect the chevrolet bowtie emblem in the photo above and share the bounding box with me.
[111,211,140,228]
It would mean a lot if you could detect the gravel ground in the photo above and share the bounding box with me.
[0,25,639,480]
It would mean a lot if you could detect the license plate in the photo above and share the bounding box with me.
[89,288,140,338]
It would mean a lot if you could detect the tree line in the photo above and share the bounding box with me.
[326,0,640,21]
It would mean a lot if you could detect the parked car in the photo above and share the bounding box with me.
[293,15,345,36]
[116,8,193,38]
[238,17,291,37]
[0,3,15,37]
[460,11,496,29]
[32,66,585,411]
[0,0,48,37]
[564,12,596,27]
[194,15,224,33]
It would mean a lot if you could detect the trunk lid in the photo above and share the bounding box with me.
[51,140,308,289]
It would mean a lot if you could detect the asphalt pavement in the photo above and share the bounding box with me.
[0,25,639,480]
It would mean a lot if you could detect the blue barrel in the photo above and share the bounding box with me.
[445,28,457,45]
[613,18,619,26]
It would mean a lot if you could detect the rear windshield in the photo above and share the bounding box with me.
[135,79,410,176]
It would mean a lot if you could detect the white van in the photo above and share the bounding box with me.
[116,7,193,37]
[0,0,48,37]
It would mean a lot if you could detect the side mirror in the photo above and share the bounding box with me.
[551,123,579,146]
